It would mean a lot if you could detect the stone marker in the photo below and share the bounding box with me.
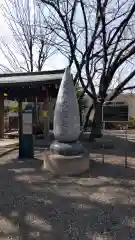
[44,67,89,175]
[53,66,80,142]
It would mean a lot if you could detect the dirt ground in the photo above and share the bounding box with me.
[0,132,135,239]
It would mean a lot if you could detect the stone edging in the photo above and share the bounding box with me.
[0,145,18,157]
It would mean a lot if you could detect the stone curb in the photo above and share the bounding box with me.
[0,144,18,157]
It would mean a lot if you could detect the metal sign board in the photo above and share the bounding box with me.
[22,112,32,134]
[102,104,128,122]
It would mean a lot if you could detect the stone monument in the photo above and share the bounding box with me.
[44,67,89,175]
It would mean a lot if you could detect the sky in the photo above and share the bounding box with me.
[0,0,68,72]
[0,0,134,94]
[0,1,11,69]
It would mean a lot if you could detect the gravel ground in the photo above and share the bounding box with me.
[0,152,134,239]
[0,133,135,239]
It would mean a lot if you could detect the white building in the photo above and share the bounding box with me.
[112,93,135,118]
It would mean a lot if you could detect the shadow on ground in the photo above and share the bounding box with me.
[89,159,135,180]
[82,133,135,159]
[0,154,135,239]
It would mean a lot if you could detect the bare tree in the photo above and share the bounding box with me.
[39,0,135,139]
[0,0,56,72]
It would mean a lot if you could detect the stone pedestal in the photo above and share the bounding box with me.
[0,94,4,138]
[50,141,85,155]
[43,151,89,176]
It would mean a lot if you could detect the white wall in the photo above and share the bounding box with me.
[112,94,135,117]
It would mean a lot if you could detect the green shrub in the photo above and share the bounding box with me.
[128,116,135,129]
[8,104,25,113]
[129,116,135,121]
[8,105,18,112]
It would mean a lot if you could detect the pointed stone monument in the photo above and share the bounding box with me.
[44,67,89,175]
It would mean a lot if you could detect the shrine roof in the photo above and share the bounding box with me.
[0,69,64,87]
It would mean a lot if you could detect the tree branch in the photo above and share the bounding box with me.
[109,69,135,100]
[108,2,135,46]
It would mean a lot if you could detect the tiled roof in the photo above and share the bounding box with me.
[0,69,64,86]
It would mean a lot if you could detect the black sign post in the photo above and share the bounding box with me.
[19,101,34,159]
[102,103,128,122]
[102,102,129,168]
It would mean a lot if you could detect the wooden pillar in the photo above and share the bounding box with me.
[33,96,37,126]
[43,88,50,141]
[18,99,22,158]
[0,94,4,138]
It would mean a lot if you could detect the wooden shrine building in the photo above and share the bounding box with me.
[0,69,64,137]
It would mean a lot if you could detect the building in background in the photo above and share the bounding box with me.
[84,93,135,124]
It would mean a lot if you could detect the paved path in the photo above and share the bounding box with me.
[0,139,18,148]
[0,150,134,239]
[0,139,18,157]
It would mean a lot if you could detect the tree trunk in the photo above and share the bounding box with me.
[79,104,83,127]
[82,104,94,131]
[89,101,103,141]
